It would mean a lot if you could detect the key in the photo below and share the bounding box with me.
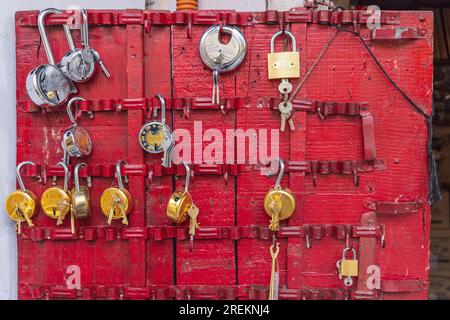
[107,198,120,225]
[187,204,200,252]
[15,207,22,235]
[268,196,282,232]
[117,202,129,226]
[278,79,292,95]
[287,115,295,131]
[70,206,76,235]
[161,133,174,168]
[269,242,280,300]
[18,202,34,227]
[278,101,293,132]
[55,199,70,226]
[91,49,111,78]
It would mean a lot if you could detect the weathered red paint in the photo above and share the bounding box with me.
[15,9,432,300]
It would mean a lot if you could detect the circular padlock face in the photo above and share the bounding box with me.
[139,122,171,154]
[100,188,132,219]
[263,187,296,220]
[33,65,72,105]
[5,190,37,222]
[72,126,93,156]
[166,190,193,224]
[40,187,71,219]
[65,51,95,82]
[199,25,247,72]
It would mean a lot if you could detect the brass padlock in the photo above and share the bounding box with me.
[336,247,359,287]
[263,159,296,231]
[100,160,132,225]
[71,162,90,219]
[5,161,38,234]
[267,30,300,80]
[167,162,199,251]
[41,162,71,226]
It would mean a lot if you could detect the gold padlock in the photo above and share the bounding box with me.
[167,162,199,250]
[41,162,71,226]
[263,159,296,231]
[5,161,38,234]
[71,162,90,219]
[267,30,300,80]
[100,160,132,225]
[336,247,359,287]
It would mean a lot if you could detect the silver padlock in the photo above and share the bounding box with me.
[26,8,77,107]
[59,8,110,82]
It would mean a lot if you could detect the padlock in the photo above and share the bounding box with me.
[59,8,110,82]
[167,162,199,251]
[71,162,90,219]
[5,161,38,234]
[40,162,71,225]
[263,159,296,231]
[62,97,93,158]
[26,8,77,107]
[100,160,132,225]
[267,30,300,80]
[336,247,359,287]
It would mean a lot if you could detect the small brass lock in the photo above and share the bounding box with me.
[5,161,38,234]
[267,31,300,80]
[100,160,132,225]
[263,159,296,231]
[336,247,359,287]
[71,162,90,219]
[167,162,199,251]
[41,162,72,226]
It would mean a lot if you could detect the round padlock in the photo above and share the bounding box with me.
[41,162,71,220]
[71,162,91,219]
[99,160,133,222]
[263,159,296,221]
[166,162,194,223]
[5,161,38,224]
[26,8,76,107]
[62,97,93,158]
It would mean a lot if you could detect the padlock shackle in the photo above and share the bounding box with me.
[274,159,285,189]
[67,97,86,125]
[155,94,166,126]
[56,161,70,192]
[16,161,36,192]
[183,161,191,193]
[38,8,63,65]
[270,30,297,53]
[63,24,76,52]
[81,8,89,48]
[342,247,357,260]
[116,160,127,191]
[74,162,87,192]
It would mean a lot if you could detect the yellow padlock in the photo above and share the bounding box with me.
[5,161,38,234]
[40,162,71,225]
[100,160,132,225]
[337,247,359,287]
[267,30,300,80]
[167,162,199,251]
[263,159,296,231]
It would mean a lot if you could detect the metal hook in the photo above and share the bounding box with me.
[56,161,70,192]
[16,161,36,192]
[183,161,191,193]
[274,159,285,189]
[38,8,63,65]
[67,97,86,125]
[116,160,127,190]
[155,94,166,126]
[74,162,87,192]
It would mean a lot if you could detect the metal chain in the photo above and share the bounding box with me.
[288,28,339,103]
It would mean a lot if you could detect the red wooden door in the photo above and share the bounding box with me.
[15,9,432,300]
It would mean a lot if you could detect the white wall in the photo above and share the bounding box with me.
[0,0,306,300]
